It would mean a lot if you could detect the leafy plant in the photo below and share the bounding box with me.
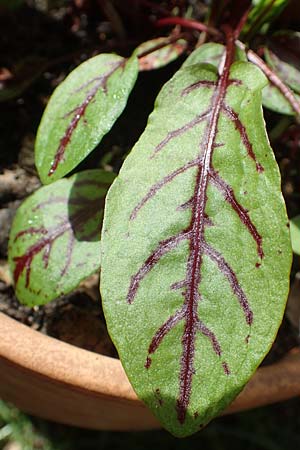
[7,0,299,438]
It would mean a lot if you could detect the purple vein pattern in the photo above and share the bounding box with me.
[126,30,264,425]
[12,178,108,290]
[48,59,125,177]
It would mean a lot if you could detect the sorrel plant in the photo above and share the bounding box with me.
[8,0,300,438]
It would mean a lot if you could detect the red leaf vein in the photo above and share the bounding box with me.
[48,60,125,177]
[127,27,263,424]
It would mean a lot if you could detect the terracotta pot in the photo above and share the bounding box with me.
[0,311,300,431]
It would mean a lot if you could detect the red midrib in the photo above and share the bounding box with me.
[178,28,235,421]
[48,60,124,177]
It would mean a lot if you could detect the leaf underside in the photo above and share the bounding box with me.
[100,41,291,437]
[290,215,300,255]
[137,37,187,71]
[261,83,300,115]
[265,31,300,94]
[9,169,114,306]
[260,30,300,115]
[35,53,138,184]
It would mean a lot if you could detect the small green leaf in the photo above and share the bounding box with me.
[265,32,300,94]
[290,215,300,255]
[9,169,114,306]
[262,83,300,115]
[137,38,187,71]
[35,53,138,184]
[101,51,291,436]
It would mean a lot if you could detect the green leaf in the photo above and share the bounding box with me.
[265,32,300,94]
[290,215,300,255]
[137,38,187,71]
[183,43,225,68]
[181,43,298,116]
[9,169,114,306]
[261,83,300,115]
[182,43,246,69]
[35,53,138,184]
[101,53,291,436]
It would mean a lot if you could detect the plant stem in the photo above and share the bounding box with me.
[155,17,222,38]
[156,15,300,117]
[233,5,252,40]
[236,40,300,117]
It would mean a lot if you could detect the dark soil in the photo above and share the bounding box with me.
[0,277,117,357]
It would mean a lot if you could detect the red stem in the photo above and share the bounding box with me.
[156,16,300,117]
[233,6,252,40]
[156,17,222,38]
[237,41,300,117]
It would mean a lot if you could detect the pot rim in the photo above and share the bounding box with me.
[0,311,300,430]
[0,311,137,404]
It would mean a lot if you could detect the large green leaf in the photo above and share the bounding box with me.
[9,169,114,306]
[35,53,138,184]
[101,42,291,436]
